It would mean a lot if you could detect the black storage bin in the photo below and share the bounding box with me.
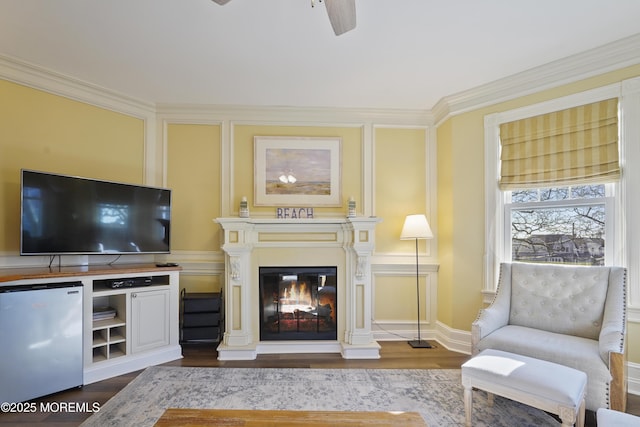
[180,290,223,343]
[183,312,221,328]
[183,293,221,312]
[182,326,221,341]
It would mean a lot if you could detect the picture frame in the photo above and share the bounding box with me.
[254,136,342,206]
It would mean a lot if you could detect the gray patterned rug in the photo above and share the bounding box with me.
[80,366,557,426]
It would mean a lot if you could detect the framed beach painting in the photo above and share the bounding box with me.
[254,136,342,206]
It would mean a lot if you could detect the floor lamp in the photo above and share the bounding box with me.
[400,214,434,348]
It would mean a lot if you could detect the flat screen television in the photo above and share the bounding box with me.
[20,169,172,255]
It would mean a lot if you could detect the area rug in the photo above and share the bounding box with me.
[80,367,557,426]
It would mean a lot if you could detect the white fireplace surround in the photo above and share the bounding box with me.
[215,217,382,360]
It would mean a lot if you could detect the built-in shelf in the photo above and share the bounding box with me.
[92,293,127,363]
[93,317,126,330]
[0,263,182,384]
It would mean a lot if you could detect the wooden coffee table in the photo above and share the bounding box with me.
[154,408,427,426]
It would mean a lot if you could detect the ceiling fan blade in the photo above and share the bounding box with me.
[211,0,232,5]
[324,0,356,36]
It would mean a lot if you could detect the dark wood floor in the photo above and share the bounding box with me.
[1,341,638,426]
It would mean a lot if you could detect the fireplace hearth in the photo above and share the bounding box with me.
[259,266,337,341]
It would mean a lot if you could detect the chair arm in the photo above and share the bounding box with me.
[599,267,626,364]
[599,325,625,366]
[471,263,512,354]
[471,305,509,354]
[609,351,627,412]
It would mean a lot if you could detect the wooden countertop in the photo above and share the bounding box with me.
[0,263,182,283]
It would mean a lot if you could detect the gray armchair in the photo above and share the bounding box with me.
[472,262,627,412]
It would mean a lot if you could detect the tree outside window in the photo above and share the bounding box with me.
[509,184,605,266]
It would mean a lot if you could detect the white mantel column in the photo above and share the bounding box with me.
[216,219,256,360]
[341,217,382,358]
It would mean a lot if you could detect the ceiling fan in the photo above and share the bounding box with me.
[211,0,356,36]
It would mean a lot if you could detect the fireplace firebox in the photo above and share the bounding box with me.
[259,266,337,341]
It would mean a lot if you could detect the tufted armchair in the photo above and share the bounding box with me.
[472,262,627,412]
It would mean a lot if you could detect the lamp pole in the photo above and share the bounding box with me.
[409,237,431,348]
[401,214,433,349]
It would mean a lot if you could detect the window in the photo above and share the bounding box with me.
[483,83,628,299]
[506,183,611,266]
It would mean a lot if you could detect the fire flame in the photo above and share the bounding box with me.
[280,281,313,312]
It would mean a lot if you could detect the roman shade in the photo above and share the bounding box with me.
[499,98,619,190]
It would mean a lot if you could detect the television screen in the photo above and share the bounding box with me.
[20,169,172,255]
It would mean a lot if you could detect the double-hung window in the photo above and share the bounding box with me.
[483,84,627,300]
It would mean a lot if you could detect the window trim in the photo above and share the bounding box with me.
[484,83,625,300]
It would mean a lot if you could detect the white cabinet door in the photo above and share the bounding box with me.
[131,288,170,354]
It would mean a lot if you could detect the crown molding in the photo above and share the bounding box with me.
[432,32,640,125]
[0,54,155,118]
[156,103,433,127]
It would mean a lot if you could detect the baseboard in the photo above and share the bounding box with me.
[434,321,472,355]
[372,321,471,354]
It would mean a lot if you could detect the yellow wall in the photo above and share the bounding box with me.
[166,123,222,252]
[436,119,454,326]
[373,127,431,326]
[436,112,487,330]
[374,127,427,253]
[629,323,640,362]
[0,80,145,252]
[178,273,222,294]
[166,123,224,294]
[374,275,423,321]
[437,64,640,354]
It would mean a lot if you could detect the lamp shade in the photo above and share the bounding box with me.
[400,214,433,240]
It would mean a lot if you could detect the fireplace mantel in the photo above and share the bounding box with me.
[214,216,382,360]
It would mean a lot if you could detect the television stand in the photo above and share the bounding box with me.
[0,263,182,384]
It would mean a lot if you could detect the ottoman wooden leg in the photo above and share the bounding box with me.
[577,398,585,427]
[463,385,473,427]
[487,392,494,407]
[559,397,585,427]
[558,403,579,427]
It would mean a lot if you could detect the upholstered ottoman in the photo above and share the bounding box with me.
[596,408,640,426]
[461,349,587,427]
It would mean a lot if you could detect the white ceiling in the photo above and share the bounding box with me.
[1,0,640,110]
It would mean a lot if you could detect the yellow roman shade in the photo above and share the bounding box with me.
[499,98,620,189]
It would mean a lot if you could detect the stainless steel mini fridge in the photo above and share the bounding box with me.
[0,281,83,402]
